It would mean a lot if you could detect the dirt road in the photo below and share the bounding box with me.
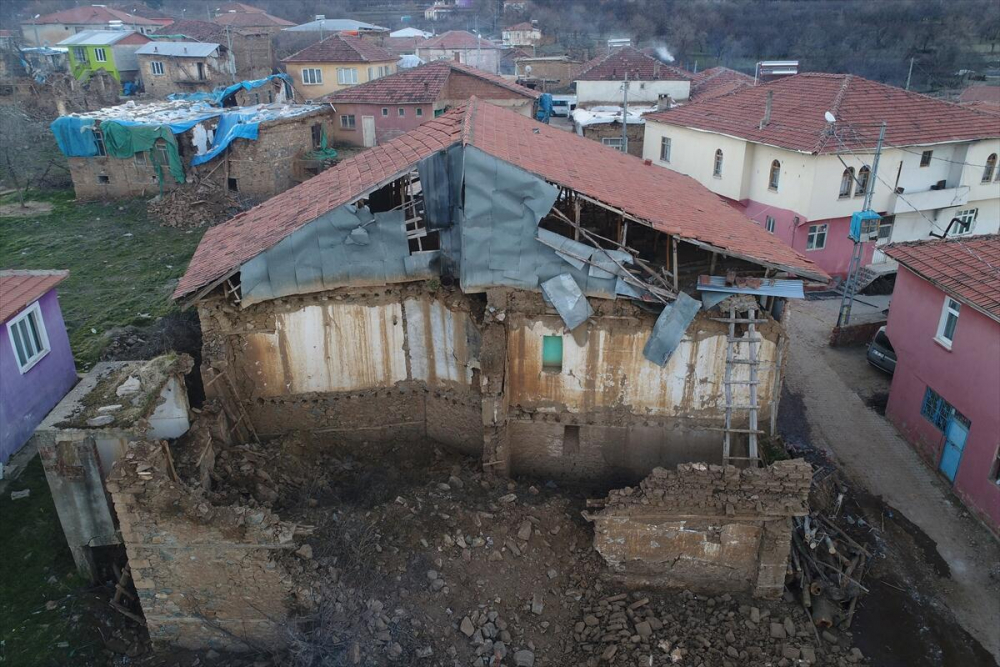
[782,298,1000,665]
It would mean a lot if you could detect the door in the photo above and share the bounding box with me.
[938,416,969,483]
[361,115,376,148]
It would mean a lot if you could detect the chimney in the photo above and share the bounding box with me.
[657,94,673,112]
[453,51,461,62]
[760,90,773,129]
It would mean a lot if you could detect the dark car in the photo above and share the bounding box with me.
[866,326,896,375]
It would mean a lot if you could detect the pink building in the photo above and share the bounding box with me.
[883,235,1000,535]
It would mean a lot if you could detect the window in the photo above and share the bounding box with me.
[228,177,238,192]
[367,66,374,80]
[196,62,206,80]
[301,68,323,85]
[856,166,870,198]
[542,335,563,372]
[920,150,933,167]
[381,107,389,116]
[94,47,107,63]
[337,68,358,85]
[768,160,781,190]
[73,46,86,62]
[340,114,356,129]
[563,425,580,455]
[93,129,106,156]
[97,174,109,183]
[935,297,961,347]
[877,215,894,242]
[659,137,671,162]
[602,137,625,151]
[134,151,147,166]
[839,167,855,198]
[311,124,323,149]
[380,66,390,77]
[953,208,977,235]
[153,139,169,166]
[416,108,423,117]
[713,149,723,177]
[983,154,997,183]
[150,60,164,76]
[806,223,827,250]
[920,387,968,432]
[398,108,405,117]
[765,215,775,233]
[7,302,50,373]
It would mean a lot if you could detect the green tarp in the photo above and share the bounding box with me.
[100,122,186,184]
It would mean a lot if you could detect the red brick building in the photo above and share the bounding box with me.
[323,60,539,147]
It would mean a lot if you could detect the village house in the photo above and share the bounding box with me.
[515,55,580,92]
[571,105,651,157]
[20,5,162,47]
[688,66,754,102]
[642,73,1000,279]
[323,60,539,147]
[136,41,230,98]
[283,17,391,41]
[575,46,691,108]
[59,30,151,84]
[0,270,77,472]
[417,31,501,74]
[502,22,541,48]
[50,84,334,201]
[154,19,273,82]
[882,235,1000,536]
[212,4,294,36]
[282,34,397,101]
[109,3,175,27]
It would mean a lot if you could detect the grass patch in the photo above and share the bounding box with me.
[0,191,205,369]
[0,458,102,666]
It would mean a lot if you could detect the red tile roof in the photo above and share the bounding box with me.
[174,99,827,300]
[420,31,500,50]
[385,35,427,55]
[111,3,173,21]
[31,5,160,25]
[323,60,539,105]
[282,33,395,63]
[155,19,225,42]
[885,235,1000,323]
[216,2,267,13]
[958,85,1000,106]
[690,66,754,101]
[212,10,293,28]
[647,73,1000,153]
[0,270,69,322]
[576,47,690,82]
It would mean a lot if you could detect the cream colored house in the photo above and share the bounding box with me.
[281,33,396,100]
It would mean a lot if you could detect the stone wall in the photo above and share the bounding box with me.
[582,122,645,158]
[587,460,811,599]
[107,438,300,650]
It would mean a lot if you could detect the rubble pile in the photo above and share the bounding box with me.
[147,181,247,229]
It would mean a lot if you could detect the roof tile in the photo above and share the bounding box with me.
[576,47,690,82]
[0,270,69,322]
[282,33,395,64]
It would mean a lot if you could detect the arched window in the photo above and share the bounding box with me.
[983,154,997,183]
[856,166,870,198]
[713,149,724,177]
[839,167,855,198]
[768,160,781,190]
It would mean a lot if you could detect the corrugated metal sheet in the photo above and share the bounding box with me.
[696,275,805,299]
[135,42,221,58]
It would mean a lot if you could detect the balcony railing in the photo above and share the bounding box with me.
[890,184,969,215]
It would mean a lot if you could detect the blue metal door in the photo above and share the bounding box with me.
[938,417,969,483]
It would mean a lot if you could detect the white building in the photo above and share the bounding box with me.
[574,46,690,108]
[642,73,1000,279]
[502,22,541,47]
[416,31,500,75]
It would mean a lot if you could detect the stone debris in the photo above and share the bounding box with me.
[86,415,115,427]
[10,489,30,500]
[115,376,141,397]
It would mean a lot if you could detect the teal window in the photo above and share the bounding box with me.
[920,387,968,432]
[542,335,563,372]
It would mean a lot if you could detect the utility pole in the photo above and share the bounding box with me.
[905,57,915,90]
[621,70,629,154]
[225,24,236,83]
[837,121,887,328]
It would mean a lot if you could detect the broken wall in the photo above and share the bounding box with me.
[588,460,811,599]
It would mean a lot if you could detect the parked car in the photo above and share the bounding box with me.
[866,326,896,375]
[551,95,577,117]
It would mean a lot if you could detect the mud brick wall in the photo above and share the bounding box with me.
[582,122,645,157]
[108,441,298,650]
[589,460,811,599]
[68,155,172,200]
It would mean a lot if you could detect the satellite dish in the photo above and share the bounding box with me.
[525,65,532,75]
[824,111,836,123]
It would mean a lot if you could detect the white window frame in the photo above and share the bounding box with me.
[839,167,854,198]
[381,107,389,116]
[150,60,165,76]
[340,114,356,129]
[935,296,961,348]
[94,47,107,63]
[953,208,977,235]
[337,67,358,85]
[765,215,775,233]
[659,136,671,162]
[301,68,323,85]
[416,107,423,117]
[768,160,781,191]
[806,223,827,251]
[73,46,86,63]
[602,137,625,152]
[713,149,723,177]
[6,301,51,374]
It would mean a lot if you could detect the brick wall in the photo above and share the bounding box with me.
[583,123,645,157]
[329,102,434,146]
[231,32,274,80]
[138,55,229,99]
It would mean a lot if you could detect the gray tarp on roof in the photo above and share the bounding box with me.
[239,206,438,306]
[418,145,464,275]
[541,273,593,330]
[642,292,702,366]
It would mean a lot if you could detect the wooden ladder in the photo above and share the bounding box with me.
[721,305,763,467]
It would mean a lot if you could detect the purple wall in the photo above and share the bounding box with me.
[885,267,1000,535]
[0,289,77,463]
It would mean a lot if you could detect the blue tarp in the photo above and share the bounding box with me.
[191,113,260,166]
[50,117,98,157]
[167,73,293,106]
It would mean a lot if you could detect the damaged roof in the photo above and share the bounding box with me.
[575,47,690,82]
[885,235,1000,323]
[690,66,754,101]
[323,60,539,105]
[646,73,1000,153]
[0,270,69,322]
[174,98,827,301]
[153,19,227,43]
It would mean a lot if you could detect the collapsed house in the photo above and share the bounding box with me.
[572,104,654,157]
[174,97,828,482]
[49,75,336,200]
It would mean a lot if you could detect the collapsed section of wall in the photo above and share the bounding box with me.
[107,438,303,650]
[587,459,811,599]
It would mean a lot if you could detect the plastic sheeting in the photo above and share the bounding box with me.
[190,112,259,166]
[166,73,293,106]
[642,292,702,367]
[100,121,186,184]
[541,274,593,331]
[50,117,98,157]
[239,206,439,306]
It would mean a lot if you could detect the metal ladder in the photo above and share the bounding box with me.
[837,238,866,326]
[721,306,763,467]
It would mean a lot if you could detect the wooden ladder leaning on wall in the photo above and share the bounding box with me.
[720,305,765,468]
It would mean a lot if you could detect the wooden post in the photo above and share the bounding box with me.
[573,197,581,241]
[710,251,718,274]
[672,236,679,291]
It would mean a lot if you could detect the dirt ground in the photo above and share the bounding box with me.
[0,200,54,217]
[782,296,1000,667]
